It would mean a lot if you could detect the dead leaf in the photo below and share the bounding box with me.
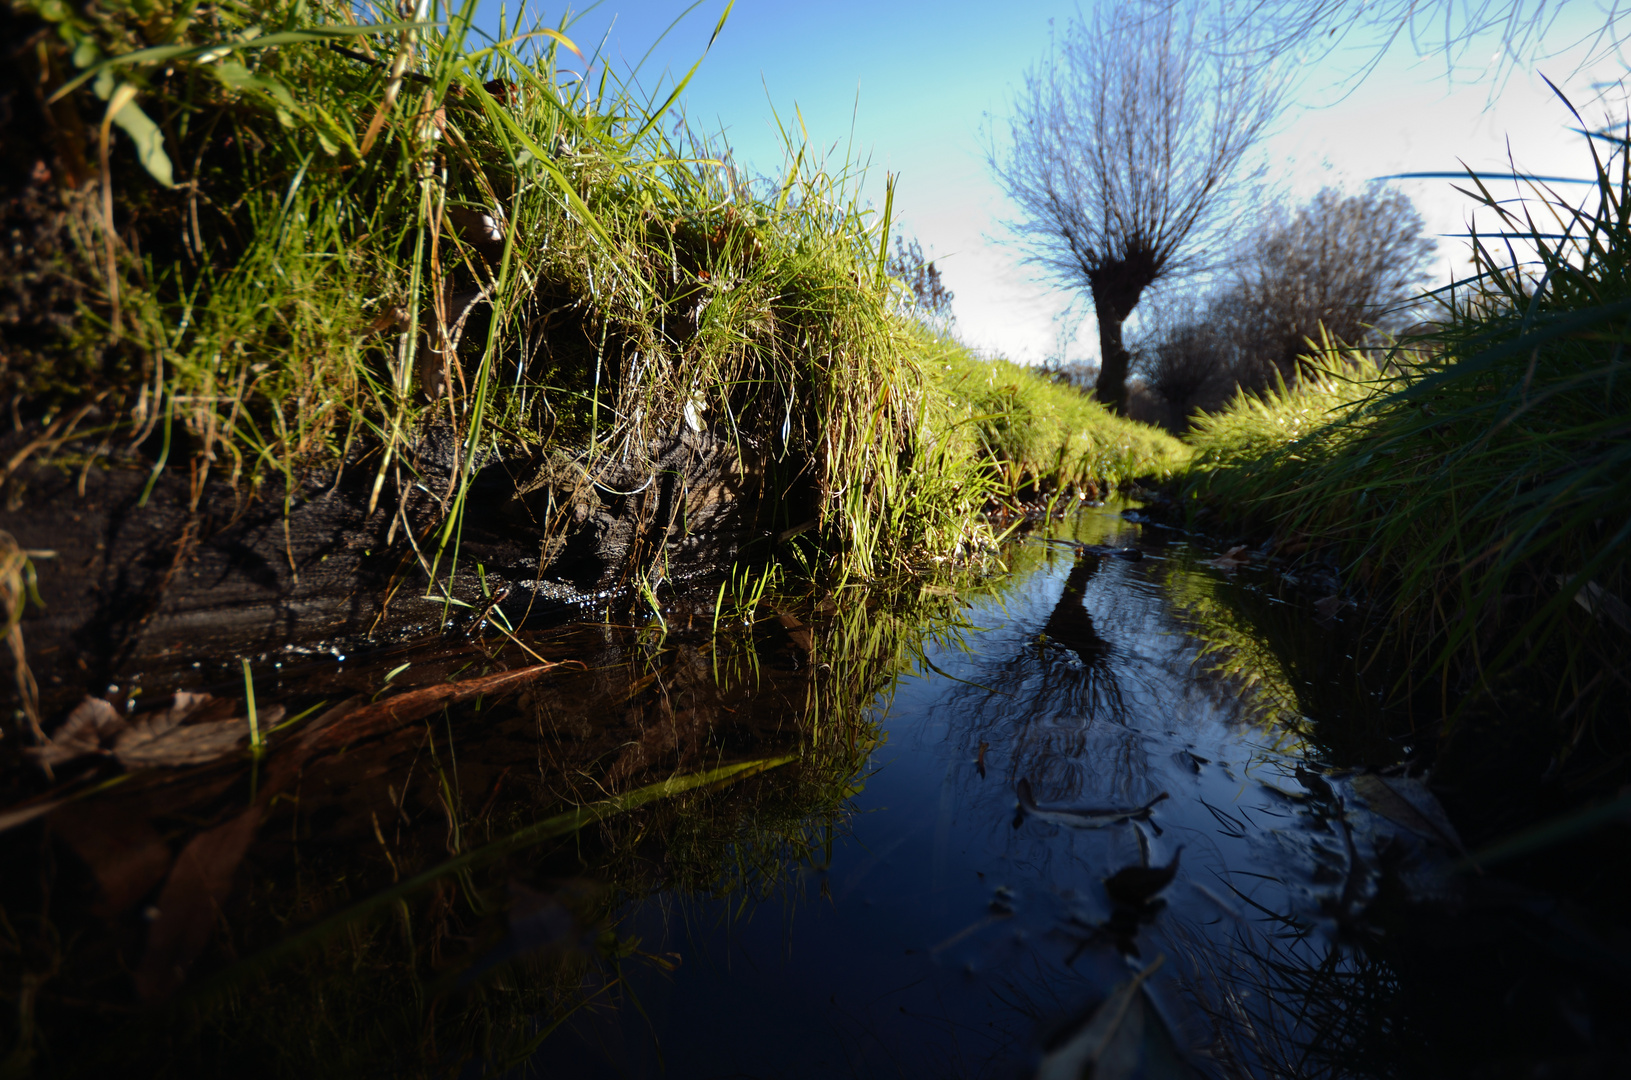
[1203,545,1252,571]
[1559,575,1631,634]
[776,611,814,653]
[1037,956,1165,1080]
[23,697,124,769]
[49,801,172,918]
[1104,847,1183,908]
[21,693,277,771]
[294,666,560,756]
[114,710,284,768]
[1351,773,1464,853]
[135,805,263,1003]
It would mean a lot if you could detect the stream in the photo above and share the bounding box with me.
[2,501,1622,1078]
[539,504,1446,1079]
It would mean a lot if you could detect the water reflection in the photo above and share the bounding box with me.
[0,584,984,1078]
[3,502,1551,1078]
[533,506,1448,1078]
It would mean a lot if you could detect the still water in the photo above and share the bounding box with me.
[539,505,1446,1078]
[0,503,1487,1078]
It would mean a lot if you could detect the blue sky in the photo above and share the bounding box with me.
[471,1,1631,366]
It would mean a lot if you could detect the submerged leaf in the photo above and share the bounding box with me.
[1351,772,1464,853]
[1036,956,1165,1080]
[135,805,264,1002]
[1202,545,1253,570]
[49,801,172,917]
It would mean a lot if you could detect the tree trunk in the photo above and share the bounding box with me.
[1088,257,1156,416]
[1093,300,1131,415]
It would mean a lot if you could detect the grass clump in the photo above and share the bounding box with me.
[1179,120,1631,768]
[1182,332,1388,514]
[3,0,1187,596]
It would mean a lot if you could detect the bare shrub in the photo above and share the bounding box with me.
[1132,184,1436,426]
[1225,184,1436,389]
[886,235,955,325]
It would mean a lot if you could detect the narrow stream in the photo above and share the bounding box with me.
[4,501,1606,1078]
[544,504,1442,1078]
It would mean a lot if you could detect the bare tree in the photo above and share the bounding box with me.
[1223,185,1437,385]
[1131,314,1239,431]
[1131,184,1437,426]
[1216,0,1628,91]
[989,1,1287,414]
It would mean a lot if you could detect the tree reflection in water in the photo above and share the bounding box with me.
[939,543,1160,811]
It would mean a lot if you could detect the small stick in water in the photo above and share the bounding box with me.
[1014,778,1169,828]
[466,584,512,639]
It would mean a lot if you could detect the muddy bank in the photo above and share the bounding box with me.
[1,424,810,720]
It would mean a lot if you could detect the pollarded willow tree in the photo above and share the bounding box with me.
[990,1,1288,413]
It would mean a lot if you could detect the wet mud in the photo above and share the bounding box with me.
[0,424,807,708]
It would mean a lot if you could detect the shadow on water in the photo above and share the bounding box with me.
[2,502,1627,1077]
[0,589,956,1079]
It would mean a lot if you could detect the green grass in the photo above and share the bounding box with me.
[1178,122,1631,764]
[8,0,1187,597]
[1182,332,1389,517]
[926,338,1191,501]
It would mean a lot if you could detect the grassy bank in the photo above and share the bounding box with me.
[1178,133,1631,780]
[1,0,1183,600]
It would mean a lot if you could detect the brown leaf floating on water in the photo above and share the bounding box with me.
[1351,772,1465,853]
[114,709,284,769]
[22,697,124,769]
[775,611,814,654]
[1315,594,1345,619]
[20,692,283,771]
[135,805,264,1003]
[1036,955,1166,1080]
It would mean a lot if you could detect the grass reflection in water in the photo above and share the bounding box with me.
[0,571,990,1078]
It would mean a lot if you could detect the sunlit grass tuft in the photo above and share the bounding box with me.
[927,340,1192,502]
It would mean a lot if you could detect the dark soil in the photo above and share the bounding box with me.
[0,422,808,729]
